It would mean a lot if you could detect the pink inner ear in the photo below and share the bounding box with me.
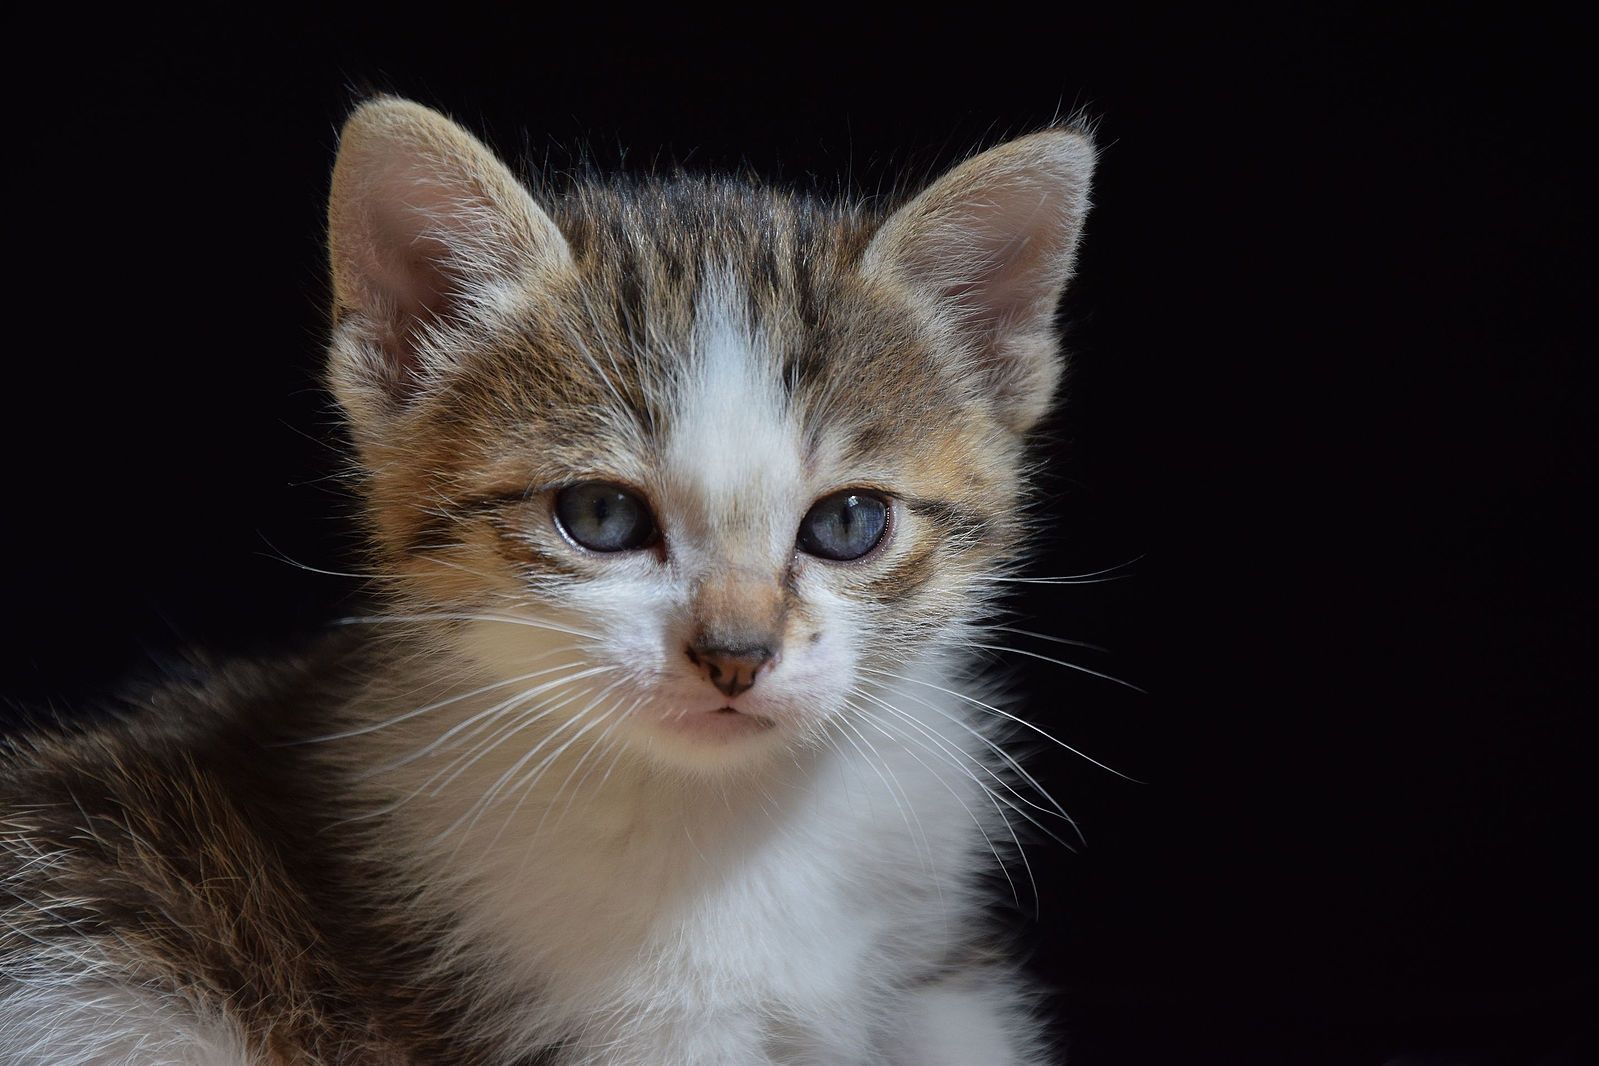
[328,99,575,407]
[929,182,1079,334]
[363,221,461,384]
[939,245,1048,338]
[864,133,1093,432]
[339,157,494,389]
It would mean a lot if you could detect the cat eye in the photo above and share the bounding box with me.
[797,491,890,561]
[552,483,657,553]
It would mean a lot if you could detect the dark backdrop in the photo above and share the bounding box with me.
[5,12,1591,1064]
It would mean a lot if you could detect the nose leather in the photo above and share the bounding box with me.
[685,643,774,697]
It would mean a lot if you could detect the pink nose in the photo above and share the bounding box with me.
[684,643,774,697]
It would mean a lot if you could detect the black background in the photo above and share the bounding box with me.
[4,12,1592,1064]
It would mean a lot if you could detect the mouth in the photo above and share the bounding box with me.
[656,704,777,742]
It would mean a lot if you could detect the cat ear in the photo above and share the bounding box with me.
[863,129,1095,434]
[327,97,571,400]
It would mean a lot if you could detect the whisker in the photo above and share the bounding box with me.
[456,676,632,846]
[332,611,600,642]
[831,712,937,878]
[555,695,644,822]
[851,685,1080,846]
[863,678,1072,823]
[832,706,950,918]
[435,711,589,852]
[368,662,607,774]
[984,625,1110,655]
[485,692,627,849]
[852,688,1075,850]
[860,666,1144,783]
[328,673,609,828]
[988,554,1145,585]
[968,643,1146,693]
[862,705,1045,917]
[530,697,639,838]
[424,677,614,796]
[288,661,584,745]
[844,702,1027,912]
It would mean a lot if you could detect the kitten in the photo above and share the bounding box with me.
[0,97,1094,1065]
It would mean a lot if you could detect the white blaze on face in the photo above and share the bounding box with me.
[462,273,863,771]
[663,273,805,570]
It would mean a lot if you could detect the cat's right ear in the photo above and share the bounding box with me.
[327,97,570,406]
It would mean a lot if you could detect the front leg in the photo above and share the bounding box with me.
[884,969,1049,1066]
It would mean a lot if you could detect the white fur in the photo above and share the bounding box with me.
[886,972,1047,1066]
[377,658,1035,1065]
[366,277,1051,1063]
[0,982,253,1066]
[667,271,806,549]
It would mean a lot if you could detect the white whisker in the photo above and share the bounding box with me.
[851,685,1080,846]
[968,643,1146,693]
[370,662,607,774]
[290,661,583,745]
[861,665,1144,782]
[987,555,1144,584]
[831,712,937,878]
[984,624,1110,655]
[844,701,1027,912]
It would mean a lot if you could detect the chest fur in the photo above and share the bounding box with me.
[378,688,993,1043]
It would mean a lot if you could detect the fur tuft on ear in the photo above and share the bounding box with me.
[327,96,571,405]
[864,129,1096,434]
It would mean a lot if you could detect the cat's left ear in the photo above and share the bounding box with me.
[863,129,1095,434]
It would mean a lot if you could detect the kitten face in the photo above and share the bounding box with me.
[326,99,1092,772]
[350,231,1019,772]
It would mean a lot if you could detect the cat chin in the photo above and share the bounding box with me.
[653,706,778,742]
[624,704,800,774]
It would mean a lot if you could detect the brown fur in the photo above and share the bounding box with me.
[0,643,531,1063]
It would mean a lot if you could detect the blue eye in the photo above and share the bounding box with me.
[553,483,657,552]
[797,491,889,561]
